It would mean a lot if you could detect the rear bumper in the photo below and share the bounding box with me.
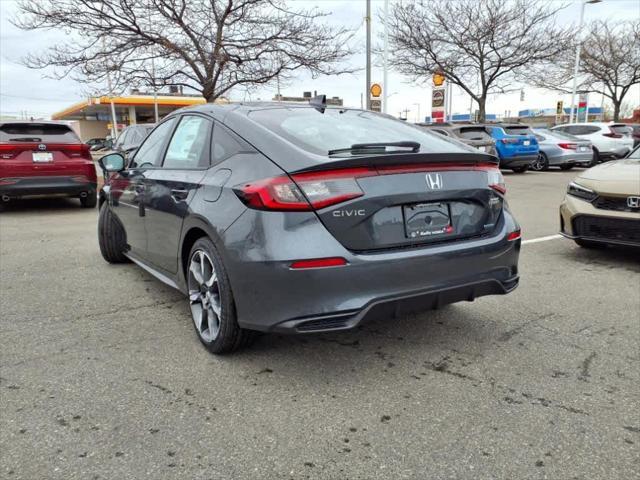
[599,147,631,161]
[547,151,593,166]
[223,208,521,333]
[272,276,519,334]
[0,176,96,199]
[499,155,537,168]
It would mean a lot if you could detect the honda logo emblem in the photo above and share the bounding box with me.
[426,173,443,190]
[628,196,640,209]
[38,144,47,151]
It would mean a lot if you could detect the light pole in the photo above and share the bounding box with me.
[413,103,421,123]
[569,0,602,124]
[382,0,389,114]
[365,0,372,110]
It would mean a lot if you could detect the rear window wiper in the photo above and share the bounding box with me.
[10,137,42,142]
[328,141,420,156]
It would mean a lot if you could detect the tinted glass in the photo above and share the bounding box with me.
[212,124,244,165]
[163,116,211,169]
[114,129,129,149]
[0,123,79,142]
[610,124,632,135]
[581,126,601,134]
[503,126,533,135]
[538,129,581,142]
[455,128,492,141]
[250,107,464,156]
[130,118,177,168]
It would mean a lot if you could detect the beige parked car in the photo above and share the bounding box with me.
[559,146,640,248]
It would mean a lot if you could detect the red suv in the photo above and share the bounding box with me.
[0,121,97,208]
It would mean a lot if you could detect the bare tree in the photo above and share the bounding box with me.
[384,0,572,122]
[526,20,640,121]
[14,0,356,102]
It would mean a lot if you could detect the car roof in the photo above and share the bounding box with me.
[0,120,72,126]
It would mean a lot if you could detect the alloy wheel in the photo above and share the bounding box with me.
[530,154,546,171]
[187,250,222,342]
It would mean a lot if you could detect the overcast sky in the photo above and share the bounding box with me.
[1,0,639,121]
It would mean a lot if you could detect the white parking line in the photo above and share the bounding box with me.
[521,234,563,245]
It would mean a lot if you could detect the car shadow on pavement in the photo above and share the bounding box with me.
[243,303,492,367]
[0,197,87,213]
[563,245,640,273]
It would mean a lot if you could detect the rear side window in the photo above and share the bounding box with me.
[455,128,492,141]
[580,126,601,135]
[610,124,632,135]
[130,118,177,168]
[114,129,129,149]
[163,115,211,169]
[249,107,462,156]
[0,123,79,143]
[503,126,533,135]
[211,124,245,165]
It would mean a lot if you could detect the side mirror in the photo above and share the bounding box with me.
[98,153,125,173]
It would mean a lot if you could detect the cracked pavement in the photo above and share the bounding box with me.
[1,169,639,479]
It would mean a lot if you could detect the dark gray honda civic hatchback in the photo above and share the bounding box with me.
[97,101,520,354]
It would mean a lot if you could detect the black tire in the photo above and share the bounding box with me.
[559,164,574,171]
[80,192,97,208]
[187,237,255,354]
[588,149,600,167]
[98,202,129,263]
[511,165,528,173]
[575,239,606,249]
[530,153,548,171]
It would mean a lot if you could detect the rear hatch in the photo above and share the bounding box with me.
[241,107,507,252]
[452,126,496,154]
[498,125,538,155]
[0,122,93,177]
[299,154,504,251]
[237,152,506,252]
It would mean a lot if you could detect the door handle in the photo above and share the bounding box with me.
[171,188,189,202]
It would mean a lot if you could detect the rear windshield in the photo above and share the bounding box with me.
[503,126,533,135]
[0,123,79,143]
[610,124,632,135]
[455,127,492,141]
[249,107,469,156]
[535,128,580,141]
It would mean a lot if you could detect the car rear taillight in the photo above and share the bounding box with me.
[500,138,520,144]
[0,144,21,159]
[235,162,506,211]
[290,257,348,269]
[507,229,521,241]
[55,144,92,159]
[0,143,91,160]
[558,143,578,150]
[235,168,371,211]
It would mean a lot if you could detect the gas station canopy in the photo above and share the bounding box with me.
[52,95,208,124]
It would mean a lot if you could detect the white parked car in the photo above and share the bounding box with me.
[551,122,634,165]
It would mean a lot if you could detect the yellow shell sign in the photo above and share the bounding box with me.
[370,83,382,98]
[433,73,446,87]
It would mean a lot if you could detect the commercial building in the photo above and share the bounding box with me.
[52,93,212,141]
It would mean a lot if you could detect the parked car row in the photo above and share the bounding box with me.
[560,143,640,249]
[419,121,635,174]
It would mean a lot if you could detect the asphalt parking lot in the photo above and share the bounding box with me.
[1,169,639,480]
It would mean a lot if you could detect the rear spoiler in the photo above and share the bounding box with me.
[295,152,499,174]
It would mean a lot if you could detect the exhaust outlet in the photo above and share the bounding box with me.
[1,195,10,202]
[80,192,88,198]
